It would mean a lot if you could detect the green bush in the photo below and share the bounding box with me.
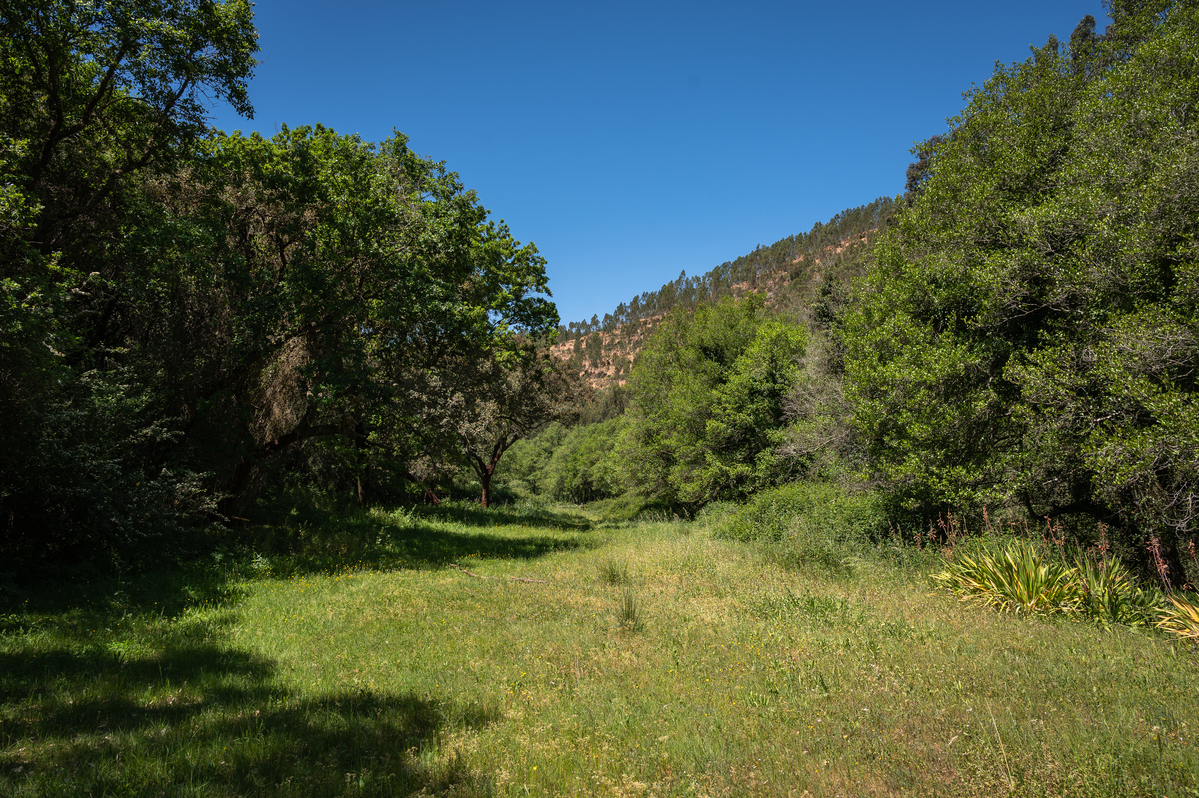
[715,482,883,544]
[714,483,884,574]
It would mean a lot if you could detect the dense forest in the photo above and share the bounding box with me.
[0,0,579,569]
[3,0,1198,594]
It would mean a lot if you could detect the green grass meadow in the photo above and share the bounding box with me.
[2,504,1197,797]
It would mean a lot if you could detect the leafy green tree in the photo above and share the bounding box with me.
[168,125,558,513]
[433,347,579,507]
[903,134,948,196]
[0,0,258,562]
[623,294,806,507]
[541,417,626,503]
[494,421,569,496]
[843,3,1199,574]
[0,1,559,560]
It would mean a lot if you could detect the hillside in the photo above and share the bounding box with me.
[552,198,894,389]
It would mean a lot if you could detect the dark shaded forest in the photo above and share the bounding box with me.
[0,0,579,573]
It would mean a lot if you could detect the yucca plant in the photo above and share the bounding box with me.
[1074,554,1162,628]
[934,540,1081,616]
[1156,594,1199,644]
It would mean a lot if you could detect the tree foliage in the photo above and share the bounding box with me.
[0,0,259,562]
[843,1,1199,574]
[432,346,580,507]
[622,294,806,507]
[0,3,557,564]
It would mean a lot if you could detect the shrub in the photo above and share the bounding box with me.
[933,539,1081,616]
[1157,595,1199,645]
[714,483,884,575]
[715,483,883,544]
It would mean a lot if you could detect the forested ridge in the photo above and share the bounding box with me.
[550,197,895,388]
[3,0,1199,595]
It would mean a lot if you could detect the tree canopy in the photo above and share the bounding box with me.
[622,294,806,508]
[842,1,1199,572]
[0,1,557,564]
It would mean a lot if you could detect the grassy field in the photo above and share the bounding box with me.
[2,502,1197,797]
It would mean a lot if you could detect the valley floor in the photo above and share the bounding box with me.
[2,503,1196,797]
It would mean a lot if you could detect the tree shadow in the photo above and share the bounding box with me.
[236,517,593,578]
[0,503,609,793]
[410,502,594,532]
[383,522,594,567]
[238,502,606,578]
[0,558,249,629]
[0,628,499,796]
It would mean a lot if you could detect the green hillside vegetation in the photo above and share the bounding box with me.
[4,1,1199,795]
[550,197,894,389]
[556,196,896,344]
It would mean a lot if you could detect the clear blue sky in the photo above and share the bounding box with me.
[208,0,1107,326]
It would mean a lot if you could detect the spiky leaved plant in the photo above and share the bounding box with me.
[934,540,1081,616]
[1074,553,1163,628]
[1156,595,1199,644]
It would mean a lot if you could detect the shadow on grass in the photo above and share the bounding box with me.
[0,559,248,631]
[241,502,604,578]
[0,626,498,796]
[386,522,591,565]
[409,501,593,532]
[0,502,602,794]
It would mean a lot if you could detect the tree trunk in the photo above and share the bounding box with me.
[405,472,440,505]
[218,421,340,518]
[354,419,369,508]
[480,468,492,508]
